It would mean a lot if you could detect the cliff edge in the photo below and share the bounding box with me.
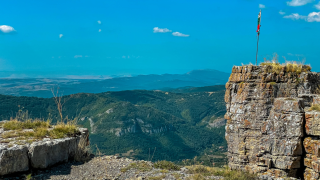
[224,65,320,179]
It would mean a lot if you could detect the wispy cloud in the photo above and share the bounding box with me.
[307,11,320,22]
[0,25,15,33]
[153,27,172,33]
[279,10,286,15]
[59,34,63,38]
[259,4,266,8]
[98,20,101,24]
[283,11,320,22]
[315,1,320,10]
[286,0,314,6]
[99,29,102,32]
[284,13,306,20]
[172,32,189,37]
[74,55,83,58]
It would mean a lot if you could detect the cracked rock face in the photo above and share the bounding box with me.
[224,65,320,179]
[0,145,29,175]
[0,128,89,176]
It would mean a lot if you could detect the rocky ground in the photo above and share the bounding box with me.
[1,155,224,180]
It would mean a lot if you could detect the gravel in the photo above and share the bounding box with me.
[1,155,224,180]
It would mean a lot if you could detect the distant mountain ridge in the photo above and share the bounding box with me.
[0,85,227,165]
[0,69,229,98]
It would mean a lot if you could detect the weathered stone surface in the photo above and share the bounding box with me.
[0,145,29,175]
[305,168,320,180]
[28,128,89,169]
[0,128,89,175]
[305,111,320,136]
[28,137,74,168]
[225,65,320,179]
[304,137,320,156]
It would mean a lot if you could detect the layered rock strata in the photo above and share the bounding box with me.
[0,128,89,176]
[224,65,320,179]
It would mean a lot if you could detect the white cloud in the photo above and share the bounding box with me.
[259,4,266,8]
[283,13,307,20]
[283,11,320,22]
[59,34,63,38]
[0,25,15,33]
[306,11,320,22]
[99,29,102,32]
[153,27,172,33]
[315,2,320,10]
[172,32,190,37]
[122,56,126,59]
[286,0,314,6]
[279,10,286,15]
[74,55,83,58]
[98,20,101,24]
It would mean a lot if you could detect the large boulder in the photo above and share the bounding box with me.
[0,145,29,175]
[0,128,89,175]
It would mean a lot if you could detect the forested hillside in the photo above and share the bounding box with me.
[0,85,227,166]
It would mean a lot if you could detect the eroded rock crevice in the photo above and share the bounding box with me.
[225,65,320,179]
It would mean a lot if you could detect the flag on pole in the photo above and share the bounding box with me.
[256,10,261,35]
[256,10,261,65]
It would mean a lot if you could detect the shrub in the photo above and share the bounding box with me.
[154,160,180,171]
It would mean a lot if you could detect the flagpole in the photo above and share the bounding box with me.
[256,34,259,65]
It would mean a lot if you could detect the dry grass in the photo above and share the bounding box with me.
[50,122,78,139]
[2,119,50,131]
[186,165,257,180]
[260,53,311,74]
[308,104,320,112]
[1,120,79,140]
[148,174,166,180]
[121,162,153,173]
[154,160,180,171]
[260,61,311,74]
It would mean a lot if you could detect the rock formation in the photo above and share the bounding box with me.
[225,65,320,179]
[0,128,89,176]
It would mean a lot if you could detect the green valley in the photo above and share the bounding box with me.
[0,85,227,166]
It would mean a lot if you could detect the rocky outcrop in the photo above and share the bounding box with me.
[0,145,29,176]
[0,128,89,176]
[224,65,320,179]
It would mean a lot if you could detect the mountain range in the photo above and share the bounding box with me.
[0,85,227,166]
[0,69,229,98]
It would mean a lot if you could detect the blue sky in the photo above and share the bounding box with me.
[0,0,320,77]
